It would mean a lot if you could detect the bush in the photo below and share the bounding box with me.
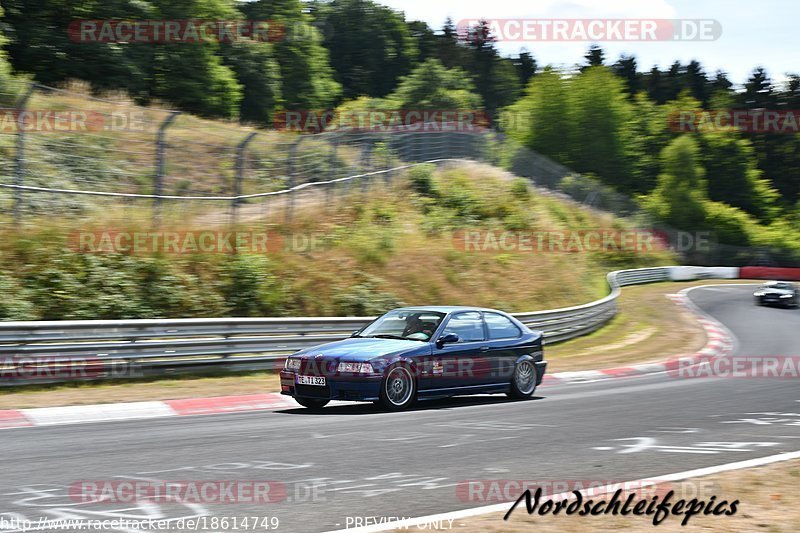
[510,178,531,199]
[332,278,404,316]
[221,255,285,316]
[0,273,35,320]
[408,164,437,196]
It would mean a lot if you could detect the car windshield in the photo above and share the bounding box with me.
[765,282,793,290]
[355,310,446,342]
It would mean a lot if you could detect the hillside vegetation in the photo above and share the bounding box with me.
[0,163,673,321]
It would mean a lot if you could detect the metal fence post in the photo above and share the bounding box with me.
[328,133,338,182]
[285,136,304,223]
[360,141,372,194]
[153,111,180,226]
[232,132,258,226]
[12,83,36,226]
[382,134,391,186]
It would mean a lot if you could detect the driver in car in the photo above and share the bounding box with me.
[403,316,435,341]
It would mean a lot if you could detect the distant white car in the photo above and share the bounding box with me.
[754,281,800,308]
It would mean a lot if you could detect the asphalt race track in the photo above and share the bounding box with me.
[2,284,799,533]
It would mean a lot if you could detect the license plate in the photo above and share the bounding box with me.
[296,375,326,386]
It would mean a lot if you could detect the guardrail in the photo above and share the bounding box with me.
[0,266,684,385]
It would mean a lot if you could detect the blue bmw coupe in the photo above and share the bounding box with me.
[280,306,547,410]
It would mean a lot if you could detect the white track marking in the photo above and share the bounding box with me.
[322,449,800,533]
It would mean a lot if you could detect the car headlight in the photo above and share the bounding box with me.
[284,358,301,371]
[337,362,374,374]
[780,294,792,298]
[754,292,764,296]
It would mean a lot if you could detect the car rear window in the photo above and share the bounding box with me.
[443,312,485,342]
[484,312,522,340]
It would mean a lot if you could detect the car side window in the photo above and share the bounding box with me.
[484,312,522,340]
[442,312,485,342]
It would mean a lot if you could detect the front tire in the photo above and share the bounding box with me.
[507,360,538,400]
[378,364,416,410]
[295,398,329,409]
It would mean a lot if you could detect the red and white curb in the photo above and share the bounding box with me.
[542,288,735,384]
[0,393,296,430]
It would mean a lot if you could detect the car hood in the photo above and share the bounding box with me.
[294,337,427,361]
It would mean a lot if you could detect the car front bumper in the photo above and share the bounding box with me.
[280,370,383,402]
[758,296,795,307]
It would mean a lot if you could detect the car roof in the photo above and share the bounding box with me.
[392,306,507,314]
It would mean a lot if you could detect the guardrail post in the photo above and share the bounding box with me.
[12,83,35,227]
[232,132,258,226]
[153,111,180,227]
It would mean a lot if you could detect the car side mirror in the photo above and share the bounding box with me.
[436,333,459,348]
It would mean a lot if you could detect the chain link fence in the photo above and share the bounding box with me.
[1,80,796,267]
[0,80,492,229]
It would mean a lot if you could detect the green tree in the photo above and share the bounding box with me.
[220,40,282,125]
[643,136,708,230]
[512,50,537,87]
[2,0,152,92]
[699,132,780,222]
[0,3,18,105]
[501,68,568,161]
[244,0,340,110]
[153,45,242,118]
[314,0,416,99]
[582,44,605,69]
[406,20,437,62]
[434,17,469,70]
[612,55,640,98]
[566,67,635,191]
[462,20,520,115]
[389,58,482,110]
[626,92,676,192]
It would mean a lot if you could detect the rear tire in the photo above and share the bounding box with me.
[507,360,538,400]
[295,398,329,410]
[378,364,416,410]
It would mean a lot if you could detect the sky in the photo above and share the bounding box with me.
[377,0,799,86]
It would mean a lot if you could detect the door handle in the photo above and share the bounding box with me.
[480,346,490,351]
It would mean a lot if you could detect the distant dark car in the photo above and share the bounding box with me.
[754,281,800,308]
[280,306,546,410]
